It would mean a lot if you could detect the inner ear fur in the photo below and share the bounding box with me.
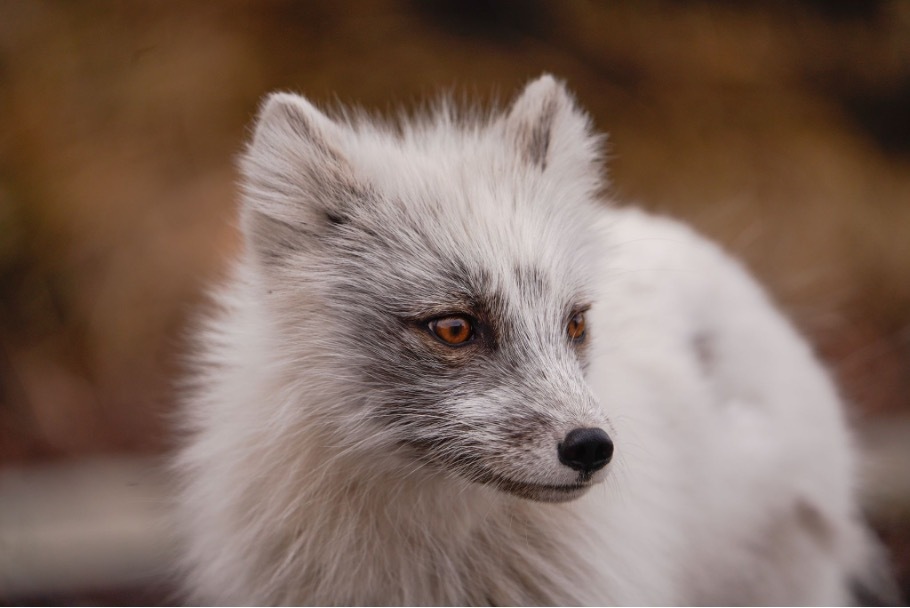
[505,74,602,176]
[239,93,364,248]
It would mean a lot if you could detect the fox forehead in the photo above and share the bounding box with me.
[242,75,605,324]
[316,181,595,316]
[323,218,594,331]
[332,139,597,291]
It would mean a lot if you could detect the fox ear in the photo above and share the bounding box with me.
[505,75,602,178]
[239,93,364,253]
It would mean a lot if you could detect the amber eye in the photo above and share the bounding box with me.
[428,316,474,346]
[567,311,586,342]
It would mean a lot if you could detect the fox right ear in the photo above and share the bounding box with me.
[505,75,603,187]
[239,93,365,252]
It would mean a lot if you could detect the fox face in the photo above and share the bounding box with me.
[240,76,615,502]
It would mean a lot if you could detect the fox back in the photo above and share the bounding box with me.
[175,76,889,605]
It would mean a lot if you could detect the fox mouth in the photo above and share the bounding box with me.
[471,469,594,503]
[406,444,600,502]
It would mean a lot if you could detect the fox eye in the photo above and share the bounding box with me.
[428,316,474,346]
[567,311,586,342]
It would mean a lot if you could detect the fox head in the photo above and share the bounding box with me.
[239,75,614,502]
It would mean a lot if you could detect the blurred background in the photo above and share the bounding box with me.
[1,0,908,603]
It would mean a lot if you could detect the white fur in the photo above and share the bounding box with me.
[175,75,881,605]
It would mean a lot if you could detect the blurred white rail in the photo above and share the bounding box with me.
[860,415,910,521]
[0,456,175,599]
[1,417,909,600]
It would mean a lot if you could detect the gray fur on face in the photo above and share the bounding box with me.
[237,78,609,499]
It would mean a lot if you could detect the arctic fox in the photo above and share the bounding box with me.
[176,75,890,605]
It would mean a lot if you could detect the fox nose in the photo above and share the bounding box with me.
[558,427,614,473]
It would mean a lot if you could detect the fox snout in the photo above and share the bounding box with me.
[558,427,614,474]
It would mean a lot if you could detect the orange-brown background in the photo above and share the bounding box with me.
[1,0,908,596]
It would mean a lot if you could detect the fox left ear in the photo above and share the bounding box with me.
[239,92,369,262]
[505,75,603,179]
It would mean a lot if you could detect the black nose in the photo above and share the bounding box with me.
[558,427,614,473]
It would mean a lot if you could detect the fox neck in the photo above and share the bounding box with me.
[249,419,594,605]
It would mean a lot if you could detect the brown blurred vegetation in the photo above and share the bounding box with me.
[1,0,909,598]
[0,1,908,465]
